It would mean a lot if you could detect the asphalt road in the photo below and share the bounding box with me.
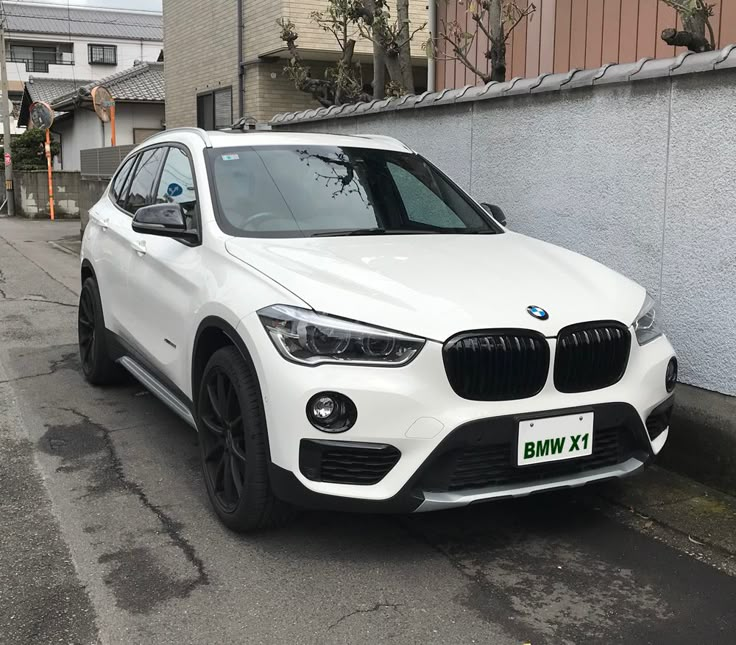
[2,218,736,645]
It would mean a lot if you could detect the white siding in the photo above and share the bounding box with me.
[7,34,162,85]
[54,103,164,171]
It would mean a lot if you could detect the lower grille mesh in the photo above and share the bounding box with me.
[421,426,636,492]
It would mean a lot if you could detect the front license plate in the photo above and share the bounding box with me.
[517,412,594,466]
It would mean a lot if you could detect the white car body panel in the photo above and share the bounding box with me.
[225,232,645,341]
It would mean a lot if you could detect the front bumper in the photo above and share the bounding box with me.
[237,313,676,512]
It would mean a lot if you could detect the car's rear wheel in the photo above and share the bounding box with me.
[197,346,292,532]
[78,278,122,385]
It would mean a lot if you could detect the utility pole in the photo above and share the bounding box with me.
[0,5,14,217]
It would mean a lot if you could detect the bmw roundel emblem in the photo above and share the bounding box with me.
[527,305,549,320]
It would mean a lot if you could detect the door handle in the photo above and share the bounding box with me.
[131,240,147,256]
[100,217,110,231]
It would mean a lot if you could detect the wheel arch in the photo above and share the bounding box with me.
[81,258,96,285]
[192,316,259,411]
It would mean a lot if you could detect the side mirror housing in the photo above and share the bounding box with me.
[132,203,199,242]
[481,203,507,227]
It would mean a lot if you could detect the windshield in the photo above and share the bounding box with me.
[207,145,500,237]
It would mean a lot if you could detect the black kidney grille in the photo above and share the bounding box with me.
[444,332,550,401]
[554,323,631,393]
[441,426,632,492]
[300,440,401,485]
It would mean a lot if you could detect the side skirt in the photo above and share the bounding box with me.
[117,356,197,430]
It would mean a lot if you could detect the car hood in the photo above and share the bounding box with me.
[225,232,645,342]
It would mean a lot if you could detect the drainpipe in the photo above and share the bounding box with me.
[237,0,244,118]
[427,0,436,92]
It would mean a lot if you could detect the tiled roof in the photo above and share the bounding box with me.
[3,1,162,42]
[51,62,164,108]
[270,46,736,126]
[25,77,94,105]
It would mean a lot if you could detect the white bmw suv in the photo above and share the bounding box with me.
[79,128,677,532]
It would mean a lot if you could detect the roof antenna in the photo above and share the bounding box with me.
[229,116,270,131]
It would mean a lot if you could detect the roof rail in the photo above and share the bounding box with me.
[353,133,412,153]
[145,127,213,147]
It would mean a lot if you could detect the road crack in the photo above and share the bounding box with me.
[0,237,78,297]
[55,406,209,595]
[328,602,402,629]
[0,296,77,308]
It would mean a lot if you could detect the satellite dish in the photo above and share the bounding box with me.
[29,101,54,129]
[91,85,115,123]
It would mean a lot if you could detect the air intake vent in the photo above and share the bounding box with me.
[554,322,631,393]
[299,439,400,485]
[443,331,550,401]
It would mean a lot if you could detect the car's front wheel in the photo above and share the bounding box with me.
[197,346,292,532]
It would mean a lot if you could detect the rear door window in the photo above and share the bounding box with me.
[110,155,136,204]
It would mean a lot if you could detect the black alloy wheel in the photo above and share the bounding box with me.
[78,277,121,385]
[199,367,247,513]
[78,285,97,373]
[197,346,292,532]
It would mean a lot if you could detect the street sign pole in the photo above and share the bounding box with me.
[0,14,15,217]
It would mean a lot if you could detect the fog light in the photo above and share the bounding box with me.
[665,358,678,393]
[312,396,336,420]
[306,392,357,433]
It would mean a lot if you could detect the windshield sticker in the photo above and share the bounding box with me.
[221,153,240,161]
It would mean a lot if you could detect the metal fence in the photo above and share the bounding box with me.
[80,144,135,179]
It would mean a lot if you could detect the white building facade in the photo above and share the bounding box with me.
[3,1,162,106]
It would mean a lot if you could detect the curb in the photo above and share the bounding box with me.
[658,383,736,496]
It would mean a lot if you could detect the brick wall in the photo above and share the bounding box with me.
[164,0,429,127]
[163,0,239,128]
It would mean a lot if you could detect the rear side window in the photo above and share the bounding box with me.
[110,155,136,203]
[122,147,166,215]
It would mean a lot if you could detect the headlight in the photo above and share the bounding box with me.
[258,305,425,366]
[634,294,663,345]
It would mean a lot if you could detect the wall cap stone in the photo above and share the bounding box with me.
[270,47,736,126]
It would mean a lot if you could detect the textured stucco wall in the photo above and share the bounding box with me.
[275,69,736,396]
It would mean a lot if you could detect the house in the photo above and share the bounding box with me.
[162,0,429,127]
[17,62,164,171]
[1,1,162,112]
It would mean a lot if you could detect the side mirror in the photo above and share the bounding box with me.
[481,203,507,227]
[132,203,199,242]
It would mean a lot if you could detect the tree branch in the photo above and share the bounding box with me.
[437,31,492,83]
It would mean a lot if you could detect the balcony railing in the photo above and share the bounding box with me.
[8,55,75,73]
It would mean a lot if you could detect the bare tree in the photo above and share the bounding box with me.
[279,1,424,107]
[436,0,536,83]
[660,0,716,52]
[278,5,370,108]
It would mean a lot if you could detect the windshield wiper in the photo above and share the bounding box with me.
[312,228,387,237]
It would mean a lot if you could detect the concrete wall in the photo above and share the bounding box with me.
[15,171,81,219]
[272,55,736,397]
[53,103,164,172]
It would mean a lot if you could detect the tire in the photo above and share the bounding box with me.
[78,277,123,386]
[196,346,293,532]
